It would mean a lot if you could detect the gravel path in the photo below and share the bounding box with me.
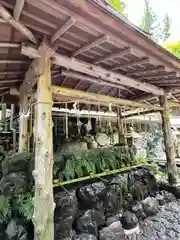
[127,201,180,240]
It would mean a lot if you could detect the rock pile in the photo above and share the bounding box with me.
[0,151,180,239]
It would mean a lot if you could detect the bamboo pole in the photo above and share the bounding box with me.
[159,94,178,185]
[51,85,163,110]
[32,43,55,240]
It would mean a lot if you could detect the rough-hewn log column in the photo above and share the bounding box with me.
[117,107,126,145]
[19,95,28,152]
[159,94,178,184]
[32,43,55,240]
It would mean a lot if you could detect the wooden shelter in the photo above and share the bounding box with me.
[0,0,180,239]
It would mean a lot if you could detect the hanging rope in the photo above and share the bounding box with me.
[19,109,30,119]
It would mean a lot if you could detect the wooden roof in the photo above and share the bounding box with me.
[0,0,180,107]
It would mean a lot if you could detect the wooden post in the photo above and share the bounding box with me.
[19,96,28,152]
[117,107,126,145]
[1,103,6,127]
[159,94,178,184]
[32,43,55,240]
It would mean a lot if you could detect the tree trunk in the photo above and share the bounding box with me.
[159,95,178,185]
[117,107,126,145]
[19,97,28,152]
[33,43,55,240]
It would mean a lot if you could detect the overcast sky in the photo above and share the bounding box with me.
[127,0,180,41]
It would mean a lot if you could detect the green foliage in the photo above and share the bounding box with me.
[148,162,159,174]
[58,147,134,181]
[133,156,148,165]
[140,0,161,42]
[15,193,34,222]
[162,13,171,42]
[163,41,180,59]
[0,195,11,223]
[107,0,127,16]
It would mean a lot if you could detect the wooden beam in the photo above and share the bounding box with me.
[53,55,164,96]
[62,70,129,91]
[20,42,55,102]
[0,60,28,64]
[21,44,41,59]
[22,44,165,96]
[159,94,178,184]
[112,57,150,71]
[94,47,130,64]
[123,109,159,118]
[126,66,166,76]
[73,35,109,57]
[51,17,75,44]
[0,71,24,75]
[139,72,177,80]
[0,79,22,84]
[51,85,163,110]
[33,43,54,240]
[0,4,37,44]
[0,42,20,48]
[20,59,38,103]
[13,0,25,21]
[0,87,9,90]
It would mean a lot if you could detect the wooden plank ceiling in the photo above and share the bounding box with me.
[0,0,179,110]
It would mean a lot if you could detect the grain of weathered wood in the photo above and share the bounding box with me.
[33,43,55,240]
[160,94,178,184]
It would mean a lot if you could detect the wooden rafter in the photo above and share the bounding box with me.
[13,0,25,21]
[127,66,166,76]
[61,70,128,91]
[0,79,22,84]
[0,4,37,44]
[0,60,28,64]
[24,0,180,75]
[50,17,76,44]
[74,80,82,90]
[51,85,163,110]
[112,57,150,71]
[86,83,95,92]
[94,47,130,64]
[0,71,24,75]
[22,44,165,95]
[0,42,20,48]
[138,72,177,80]
[73,35,109,57]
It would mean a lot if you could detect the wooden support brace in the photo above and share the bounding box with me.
[159,94,178,185]
[51,17,76,44]
[73,35,109,57]
[0,3,37,44]
[13,0,25,21]
[33,43,55,240]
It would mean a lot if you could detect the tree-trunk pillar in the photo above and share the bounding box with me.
[117,107,126,145]
[19,97,28,152]
[33,43,55,240]
[159,94,178,184]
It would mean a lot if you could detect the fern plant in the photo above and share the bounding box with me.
[58,146,136,181]
[15,193,34,221]
[0,195,11,223]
